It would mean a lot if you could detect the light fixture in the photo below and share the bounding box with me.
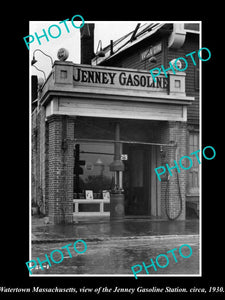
[31,49,54,67]
[149,56,157,63]
[31,57,37,65]
[96,40,105,57]
[31,49,54,81]
[170,58,182,69]
[159,145,166,159]
[57,48,69,61]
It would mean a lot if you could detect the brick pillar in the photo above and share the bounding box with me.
[47,115,74,224]
[160,121,187,220]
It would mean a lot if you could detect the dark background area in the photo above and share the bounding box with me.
[1,5,224,298]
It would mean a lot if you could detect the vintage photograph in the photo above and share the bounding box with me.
[30,21,200,276]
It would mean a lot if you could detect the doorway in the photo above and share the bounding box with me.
[123,144,151,216]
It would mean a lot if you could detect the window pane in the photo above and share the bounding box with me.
[193,134,198,148]
[74,142,114,197]
[189,134,193,146]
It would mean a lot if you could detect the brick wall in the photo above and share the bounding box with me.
[158,121,187,220]
[31,106,46,213]
[31,110,38,206]
[46,115,75,224]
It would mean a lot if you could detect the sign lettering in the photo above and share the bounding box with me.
[73,67,168,90]
[141,43,162,61]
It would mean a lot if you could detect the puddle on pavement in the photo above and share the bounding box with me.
[31,238,199,275]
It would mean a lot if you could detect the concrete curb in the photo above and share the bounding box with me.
[32,234,199,244]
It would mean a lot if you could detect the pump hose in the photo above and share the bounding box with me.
[165,168,183,221]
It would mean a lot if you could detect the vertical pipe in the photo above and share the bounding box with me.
[114,171,118,186]
[114,122,121,188]
[115,122,120,160]
[119,171,123,189]
[110,122,125,220]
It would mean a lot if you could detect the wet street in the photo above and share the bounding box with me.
[31,235,199,276]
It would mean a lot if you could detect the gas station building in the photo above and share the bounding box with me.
[31,23,200,224]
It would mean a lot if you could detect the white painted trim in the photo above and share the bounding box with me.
[73,199,110,216]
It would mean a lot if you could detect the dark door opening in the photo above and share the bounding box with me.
[123,144,151,216]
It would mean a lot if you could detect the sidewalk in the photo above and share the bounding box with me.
[32,216,199,243]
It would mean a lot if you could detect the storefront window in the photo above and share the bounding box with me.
[73,142,114,199]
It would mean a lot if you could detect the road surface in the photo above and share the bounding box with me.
[30,235,199,276]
